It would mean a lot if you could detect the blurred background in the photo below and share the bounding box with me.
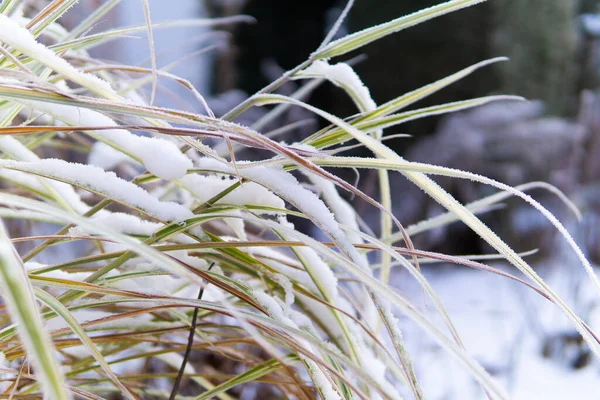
[57,0,600,398]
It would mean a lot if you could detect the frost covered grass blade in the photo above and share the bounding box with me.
[315,0,488,59]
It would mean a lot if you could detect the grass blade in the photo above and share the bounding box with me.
[315,0,487,59]
[0,220,72,400]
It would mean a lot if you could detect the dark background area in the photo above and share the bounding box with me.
[203,0,600,259]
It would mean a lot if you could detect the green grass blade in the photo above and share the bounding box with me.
[30,0,79,38]
[315,0,487,59]
[65,0,121,40]
[195,354,300,400]
[0,220,72,400]
[34,287,137,399]
[0,194,205,287]
[309,95,522,148]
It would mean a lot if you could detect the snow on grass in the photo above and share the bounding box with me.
[253,290,296,327]
[306,172,363,245]
[296,60,376,112]
[307,361,342,400]
[68,212,195,244]
[22,99,192,180]
[0,137,39,162]
[221,210,247,240]
[0,168,47,193]
[0,208,62,225]
[299,295,348,340]
[0,14,117,99]
[256,247,354,345]
[88,142,131,170]
[249,246,317,289]
[83,212,165,237]
[0,222,71,400]
[39,179,90,215]
[0,136,91,213]
[108,272,183,296]
[181,173,286,211]
[353,335,402,400]
[0,78,190,180]
[252,289,342,400]
[196,158,361,260]
[0,159,192,221]
[27,254,204,299]
[251,242,357,341]
[294,246,338,301]
[273,274,294,307]
[107,252,206,296]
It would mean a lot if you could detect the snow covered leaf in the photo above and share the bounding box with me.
[0,159,192,221]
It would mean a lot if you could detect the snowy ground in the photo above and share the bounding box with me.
[391,261,600,399]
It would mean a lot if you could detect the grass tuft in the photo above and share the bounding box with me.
[0,1,594,399]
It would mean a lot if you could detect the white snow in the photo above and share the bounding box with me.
[222,210,247,240]
[307,361,342,400]
[26,261,94,282]
[0,136,91,213]
[289,306,317,332]
[306,172,363,245]
[253,290,296,328]
[0,222,70,400]
[0,14,117,99]
[252,289,342,400]
[81,212,163,237]
[0,137,39,162]
[389,262,600,400]
[273,274,294,307]
[249,246,316,289]
[68,212,196,244]
[107,254,205,297]
[298,294,346,340]
[294,246,338,301]
[297,60,376,112]
[0,159,192,221]
[195,158,358,258]
[22,99,192,180]
[353,338,402,400]
[0,168,47,193]
[88,142,131,170]
[0,208,62,224]
[0,77,190,181]
[180,173,286,211]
